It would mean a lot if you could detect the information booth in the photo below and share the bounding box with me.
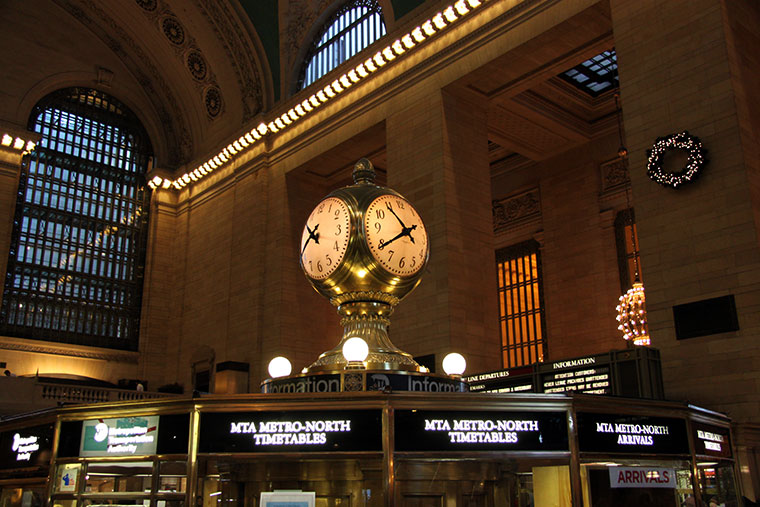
[0,391,741,507]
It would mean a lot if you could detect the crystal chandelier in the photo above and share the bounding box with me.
[616,282,650,346]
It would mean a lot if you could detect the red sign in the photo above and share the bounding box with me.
[609,467,676,488]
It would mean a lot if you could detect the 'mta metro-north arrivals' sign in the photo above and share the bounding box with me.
[576,413,689,455]
[198,410,382,453]
[394,410,569,452]
[80,416,159,457]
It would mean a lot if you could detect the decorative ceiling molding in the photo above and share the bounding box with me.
[193,0,263,123]
[53,0,193,166]
[0,340,139,363]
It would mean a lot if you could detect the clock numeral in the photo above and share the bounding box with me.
[334,208,340,219]
[399,256,406,269]
[411,256,416,268]
[374,222,381,233]
[396,199,405,210]
[328,202,333,213]
[326,254,332,266]
[387,249,394,261]
[333,241,339,251]
[335,224,342,235]
[316,260,323,272]
[318,203,325,213]
[376,209,385,219]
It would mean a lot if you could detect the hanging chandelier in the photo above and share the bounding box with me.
[616,282,650,346]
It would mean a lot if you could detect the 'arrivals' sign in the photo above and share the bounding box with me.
[576,413,689,454]
[609,467,676,488]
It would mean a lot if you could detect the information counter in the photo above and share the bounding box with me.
[0,392,740,506]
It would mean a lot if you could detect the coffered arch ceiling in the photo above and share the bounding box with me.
[47,0,270,168]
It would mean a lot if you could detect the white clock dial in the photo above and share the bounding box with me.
[364,195,428,277]
[300,197,351,280]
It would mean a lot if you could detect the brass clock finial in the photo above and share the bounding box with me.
[352,157,376,185]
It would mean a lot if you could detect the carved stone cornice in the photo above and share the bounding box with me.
[53,0,193,166]
[192,0,263,122]
[492,188,541,233]
[0,338,139,363]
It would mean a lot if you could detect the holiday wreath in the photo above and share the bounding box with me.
[646,131,707,189]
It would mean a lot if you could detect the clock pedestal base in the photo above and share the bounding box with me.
[305,300,423,373]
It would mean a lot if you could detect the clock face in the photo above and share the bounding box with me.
[300,197,351,280]
[364,195,428,277]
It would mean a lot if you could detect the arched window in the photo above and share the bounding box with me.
[299,0,386,89]
[0,88,153,351]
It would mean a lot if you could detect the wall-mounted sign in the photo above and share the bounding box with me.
[394,410,569,452]
[0,424,53,469]
[80,416,159,457]
[692,422,731,459]
[199,410,382,453]
[609,467,676,488]
[57,463,80,493]
[576,413,689,454]
[262,374,342,393]
[365,372,467,392]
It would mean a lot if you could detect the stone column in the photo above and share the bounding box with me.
[386,87,500,375]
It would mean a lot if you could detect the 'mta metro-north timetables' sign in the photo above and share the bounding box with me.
[80,416,159,457]
[198,410,382,453]
[394,410,568,452]
[576,413,689,454]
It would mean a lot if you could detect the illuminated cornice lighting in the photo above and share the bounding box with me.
[163,0,488,191]
[1,133,36,155]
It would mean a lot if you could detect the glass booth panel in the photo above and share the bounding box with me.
[84,462,153,493]
[394,458,571,507]
[0,487,46,507]
[697,461,739,507]
[581,460,693,507]
[198,457,384,507]
[158,461,187,494]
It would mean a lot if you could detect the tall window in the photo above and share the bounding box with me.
[299,0,386,89]
[496,241,547,368]
[0,88,152,351]
[614,208,642,291]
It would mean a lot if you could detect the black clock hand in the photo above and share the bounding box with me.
[301,224,320,254]
[378,224,417,250]
[386,202,407,228]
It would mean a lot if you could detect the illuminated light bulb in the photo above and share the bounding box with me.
[189,172,199,181]
[151,175,163,186]
[275,118,285,129]
[162,179,172,189]
[443,6,458,22]
[173,182,181,189]
[422,20,436,36]
[301,100,312,112]
[332,79,345,92]
[181,174,191,183]
[382,47,396,61]
[268,121,278,133]
[342,337,369,369]
[148,181,157,189]
[317,90,328,102]
[257,123,268,135]
[218,152,229,162]
[280,113,292,125]
[340,75,352,88]
[1,134,12,146]
[364,59,376,72]
[13,138,24,150]
[228,144,238,155]
[392,40,405,55]
[432,13,447,29]
[233,140,243,151]
[295,104,306,116]
[198,166,208,176]
[309,95,320,107]
[251,129,261,140]
[348,70,360,83]
[223,147,231,157]
[402,34,415,49]
[324,84,336,97]
[209,159,218,169]
[442,353,466,376]
[373,52,387,66]
[25,141,35,152]
[268,356,292,378]
[454,0,469,15]
[466,0,482,7]
[287,109,298,121]
[244,133,255,144]
[412,27,425,43]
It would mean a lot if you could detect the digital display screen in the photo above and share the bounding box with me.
[394,410,569,452]
[576,413,689,454]
[199,410,382,453]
